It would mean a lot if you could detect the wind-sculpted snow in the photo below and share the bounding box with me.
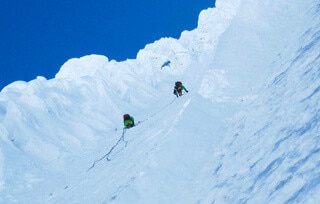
[0,0,320,203]
[201,2,320,203]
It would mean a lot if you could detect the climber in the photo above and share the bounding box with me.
[123,114,135,128]
[173,81,188,97]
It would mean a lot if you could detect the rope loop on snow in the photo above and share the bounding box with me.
[87,128,127,171]
[87,94,186,171]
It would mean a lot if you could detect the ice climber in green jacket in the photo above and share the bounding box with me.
[123,114,135,128]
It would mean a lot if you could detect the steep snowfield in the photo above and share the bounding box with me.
[0,0,319,203]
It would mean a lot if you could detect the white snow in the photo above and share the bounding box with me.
[1,0,320,203]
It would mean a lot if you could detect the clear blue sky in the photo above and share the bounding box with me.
[0,0,215,89]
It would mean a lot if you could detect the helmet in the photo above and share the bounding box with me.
[123,114,130,119]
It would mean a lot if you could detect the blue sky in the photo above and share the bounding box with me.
[0,0,215,89]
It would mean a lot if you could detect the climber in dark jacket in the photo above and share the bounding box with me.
[173,81,188,97]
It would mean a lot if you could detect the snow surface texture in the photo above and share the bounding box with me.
[1,0,320,203]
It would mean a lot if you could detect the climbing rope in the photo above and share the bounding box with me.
[112,96,177,131]
[87,128,127,171]
[138,96,177,124]
[87,96,181,171]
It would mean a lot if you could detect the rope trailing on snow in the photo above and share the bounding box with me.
[138,96,177,124]
[87,96,180,171]
[87,128,127,171]
[112,97,177,131]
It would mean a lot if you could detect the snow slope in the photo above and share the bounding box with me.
[0,0,319,203]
